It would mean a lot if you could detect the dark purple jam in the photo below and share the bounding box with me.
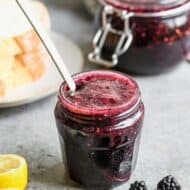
[55,71,144,189]
[94,1,190,74]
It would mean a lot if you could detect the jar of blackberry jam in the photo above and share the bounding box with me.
[89,0,190,74]
[54,70,144,189]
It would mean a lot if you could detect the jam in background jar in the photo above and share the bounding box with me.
[89,0,190,74]
[55,70,144,189]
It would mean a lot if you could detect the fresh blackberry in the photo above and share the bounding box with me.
[129,181,148,190]
[157,175,181,190]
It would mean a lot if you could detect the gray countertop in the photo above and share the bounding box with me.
[1,1,190,190]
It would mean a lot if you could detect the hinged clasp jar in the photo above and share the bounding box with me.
[89,0,190,74]
[89,5,134,67]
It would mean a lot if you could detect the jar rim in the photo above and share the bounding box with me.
[58,70,141,117]
[100,0,190,18]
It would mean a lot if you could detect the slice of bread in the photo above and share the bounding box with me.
[0,75,11,96]
[0,38,21,57]
[0,50,47,96]
[0,59,33,96]
[0,57,15,77]
[11,59,33,87]
[0,0,50,96]
[0,81,5,96]
[14,30,42,53]
[0,0,50,38]
[0,0,50,56]
[31,1,51,30]
[17,50,47,81]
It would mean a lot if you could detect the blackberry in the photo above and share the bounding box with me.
[157,175,181,190]
[129,181,148,190]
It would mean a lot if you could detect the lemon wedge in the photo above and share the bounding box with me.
[0,154,28,189]
[0,189,22,190]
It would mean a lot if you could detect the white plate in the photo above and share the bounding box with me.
[0,32,84,108]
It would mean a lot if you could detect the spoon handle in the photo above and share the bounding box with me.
[16,0,76,93]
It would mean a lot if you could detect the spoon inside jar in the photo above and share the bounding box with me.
[15,0,76,94]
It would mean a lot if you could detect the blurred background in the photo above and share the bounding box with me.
[40,0,98,70]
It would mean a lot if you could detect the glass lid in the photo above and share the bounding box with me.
[104,0,188,12]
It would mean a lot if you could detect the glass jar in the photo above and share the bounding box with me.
[89,0,190,74]
[54,70,144,189]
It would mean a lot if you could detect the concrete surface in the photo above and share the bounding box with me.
[0,1,190,190]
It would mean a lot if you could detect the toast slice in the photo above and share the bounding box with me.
[0,81,5,96]
[0,59,33,96]
[0,38,22,57]
[0,0,49,96]
[0,0,50,56]
[12,59,33,87]
[31,1,51,30]
[0,57,15,77]
[0,71,14,96]
[0,0,50,38]
[17,50,47,81]
[0,50,47,96]
[14,30,42,53]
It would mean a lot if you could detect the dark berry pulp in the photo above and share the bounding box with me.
[62,71,139,114]
[55,71,144,189]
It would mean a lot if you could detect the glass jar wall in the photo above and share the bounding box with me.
[55,71,145,189]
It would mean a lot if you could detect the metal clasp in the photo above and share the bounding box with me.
[88,6,134,68]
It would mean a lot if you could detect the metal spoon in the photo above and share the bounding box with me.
[15,0,76,93]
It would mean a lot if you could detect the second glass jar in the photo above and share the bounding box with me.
[89,0,190,74]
